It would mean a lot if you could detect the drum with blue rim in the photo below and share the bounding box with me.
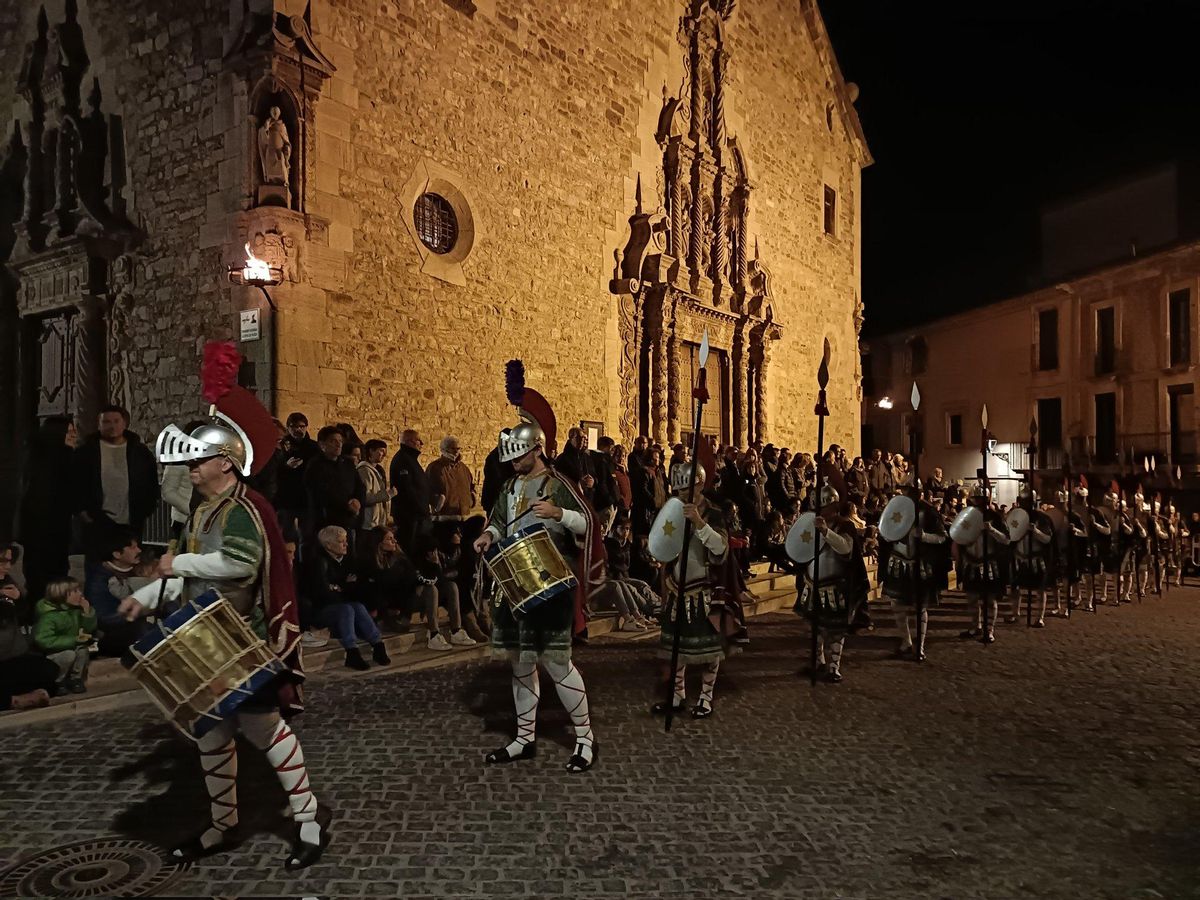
[484,523,578,617]
[126,590,284,741]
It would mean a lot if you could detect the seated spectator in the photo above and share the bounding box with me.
[0,553,56,711]
[84,528,153,657]
[33,577,96,695]
[601,516,655,631]
[763,510,795,574]
[0,544,31,626]
[415,533,476,651]
[359,526,419,631]
[457,516,491,641]
[309,526,389,671]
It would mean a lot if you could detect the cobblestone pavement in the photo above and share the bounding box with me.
[4,586,1200,899]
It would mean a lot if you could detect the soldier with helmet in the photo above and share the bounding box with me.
[1006,485,1054,627]
[651,460,734,717]
[1049,482,1090,616]
[792,479,869,682]
[119,344,329,870]
[957,481,1011,644]
[880,483,948,661]
[472,363,598,773]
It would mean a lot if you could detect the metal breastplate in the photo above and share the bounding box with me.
[807,544,848,583]
[674,534,713,586]
[184,502,258,617]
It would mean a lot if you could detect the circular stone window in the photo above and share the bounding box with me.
[413,192,458,255]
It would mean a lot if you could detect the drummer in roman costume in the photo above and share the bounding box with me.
[650,461,734,717]
[791,479,869,681]
[880,483,947,661]
[118,344,328,870]
[956,482,1010,643]
[472,361,599,773]
[1005,486,1053,627]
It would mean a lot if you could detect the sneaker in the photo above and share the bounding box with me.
[449,629,476,647]
[302,630,328,649]
[620,619,645,632]
[428,633,452,652]
[66,677,87,694]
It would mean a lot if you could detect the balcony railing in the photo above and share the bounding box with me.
[1058,431,1197,470]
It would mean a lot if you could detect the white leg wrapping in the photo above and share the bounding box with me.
[502,661,540,756]
[673,664,687,706]
[545,660,594,749]
[192,720,238,851]
[698,660,720,705]
[241,712,320,845]
[891,600,912,649]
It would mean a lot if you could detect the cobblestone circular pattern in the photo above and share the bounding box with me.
[0,839,189,898]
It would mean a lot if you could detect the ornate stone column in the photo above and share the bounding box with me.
[734,185,749,289]
[651,292,670,445]
[732,320,749,447]
[754,335,773,442]
[666,299,681,443]
[73,293,107,426]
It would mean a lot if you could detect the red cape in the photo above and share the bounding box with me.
[240,483,306,718]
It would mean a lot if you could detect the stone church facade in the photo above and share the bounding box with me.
[0,0,869,522]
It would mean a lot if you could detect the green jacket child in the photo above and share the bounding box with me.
[33,581,97,654]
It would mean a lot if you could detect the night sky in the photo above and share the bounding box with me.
[821,0,1200,337]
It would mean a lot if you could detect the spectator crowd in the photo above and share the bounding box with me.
[7,400,1167,713]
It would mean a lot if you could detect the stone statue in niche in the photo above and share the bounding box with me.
[256,106,292,208]
[698,199,713,276]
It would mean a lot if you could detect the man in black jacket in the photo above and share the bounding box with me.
[303,427,365,544]
[72,405,159,560]
[591,436,620,535]
[389,429,432,554]
[556,428,597,501]
[276,413,320,536]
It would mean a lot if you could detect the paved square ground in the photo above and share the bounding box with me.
[3,587,1200,898]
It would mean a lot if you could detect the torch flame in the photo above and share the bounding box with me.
[242,243,272,283]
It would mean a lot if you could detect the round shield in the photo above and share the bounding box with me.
[950,505,985,545]
[648,496,686,563]
[785,511,819,564]
[878,494,916,543]
[1044,506,1069,553]
[1005,506,1031,542]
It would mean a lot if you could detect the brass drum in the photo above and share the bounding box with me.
[127,590,285,742]
[485,523,578,617]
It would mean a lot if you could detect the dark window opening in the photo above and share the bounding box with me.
[947,413,963,447]
[1037,397,1063,466]
[1170,288,1191,367]
[908,336,928,375]
[1037,308,1058,371]
[1095,306,1116,375]
[1095,392,1117,463]
[823,185,836,236]
[414,193,458,254]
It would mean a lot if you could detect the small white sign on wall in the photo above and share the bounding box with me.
[239,308,261,342]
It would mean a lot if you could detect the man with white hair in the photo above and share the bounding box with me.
[427,435,476,519]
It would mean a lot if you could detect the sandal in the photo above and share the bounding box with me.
[484,742,537,765]
[284,806,332,871]
[691,699,714,718]
[171,826,242,863]
[565,740,597,773]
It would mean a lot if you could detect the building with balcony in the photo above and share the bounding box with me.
[862,164,1200,505]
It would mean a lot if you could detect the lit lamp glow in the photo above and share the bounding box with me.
[228,243,283,287]
[877,396,894,410]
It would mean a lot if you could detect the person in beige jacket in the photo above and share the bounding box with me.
[428,435,476,519]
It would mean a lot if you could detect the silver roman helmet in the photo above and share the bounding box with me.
[497,421,545,463]
[669,461,705,494]
[157,411,253,477]
[819,476,840,507]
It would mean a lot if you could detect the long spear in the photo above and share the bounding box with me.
[1026,417,1037,628]
[980,404,991,644]
[1151,457,1164,597]
[665,329,711,732]
[810,339,831,686]
[910,381,924,660]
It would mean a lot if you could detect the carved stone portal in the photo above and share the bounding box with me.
[609,0,781,446]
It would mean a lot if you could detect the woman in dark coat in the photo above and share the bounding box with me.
[18,417,77,605]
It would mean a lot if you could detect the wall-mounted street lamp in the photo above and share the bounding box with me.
[227,243,282,410]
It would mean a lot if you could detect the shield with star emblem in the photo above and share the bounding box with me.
[785,510,819,564]
[648,496,687,563]
[879,494,917,542]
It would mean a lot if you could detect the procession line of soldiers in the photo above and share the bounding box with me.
[785,477,1190,683]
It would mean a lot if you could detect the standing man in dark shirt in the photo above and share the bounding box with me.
[276,413,320,539]
[303,427,364,545]
[591,436,620,535]
[556,428,597,502]
[481,445,514,519]
[390,429,433,555]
